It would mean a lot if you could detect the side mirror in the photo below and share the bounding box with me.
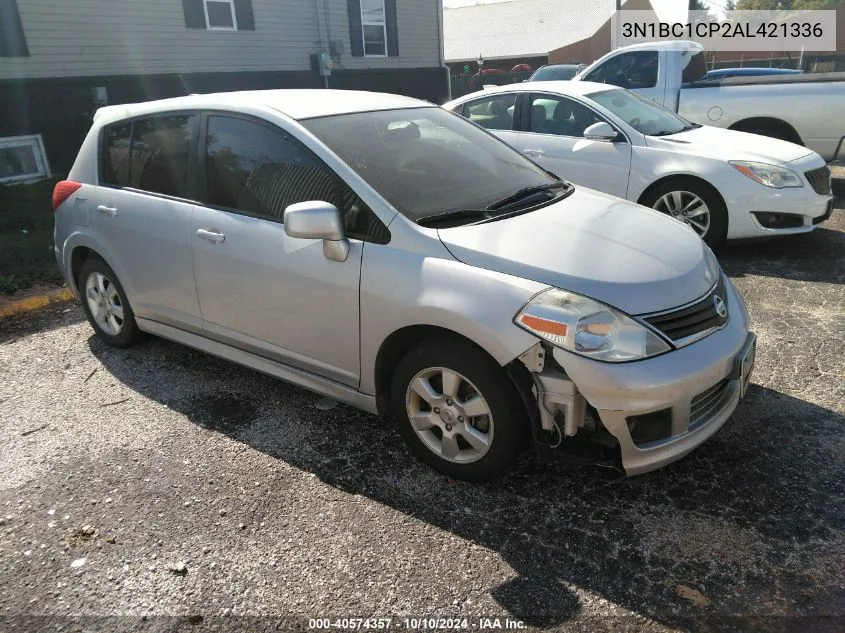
[583,121,621,142]
[284,201,350,262]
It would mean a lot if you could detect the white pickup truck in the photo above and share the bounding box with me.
[574,40,845,161]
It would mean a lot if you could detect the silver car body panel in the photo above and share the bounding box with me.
[55,90,755,476]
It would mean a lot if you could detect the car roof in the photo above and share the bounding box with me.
[93,89,429,125]
[450,80,617,103]
[616,40,703,53]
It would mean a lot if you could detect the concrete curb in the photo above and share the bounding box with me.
[0,287,75,319]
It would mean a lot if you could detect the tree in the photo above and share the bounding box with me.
[735,0,792,8]
[689,0,709,9]
[724,0,737,9]
[792,0,840,8]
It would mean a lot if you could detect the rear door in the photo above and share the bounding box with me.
[516,93,632,198]
[190,114,370,386]
[455,92,521,147]
[95,114,201,329]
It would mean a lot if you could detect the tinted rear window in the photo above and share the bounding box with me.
[100,114,195,199]
[530,66,580,81]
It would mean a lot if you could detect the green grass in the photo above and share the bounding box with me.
[0,178,64,295]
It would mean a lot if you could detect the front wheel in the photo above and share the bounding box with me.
[641,178,728,250]
[391,338,527,481]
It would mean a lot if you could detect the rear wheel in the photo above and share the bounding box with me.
[78,257,141,348]
[642,178,728,250]
[391,338,527,481]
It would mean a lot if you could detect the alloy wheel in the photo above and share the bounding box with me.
[85,272,125,336]
[653,190,711,237]
[405,366,495,464]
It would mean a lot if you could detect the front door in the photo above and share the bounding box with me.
[190,114,362,386]
[518,94,632,198]
[95,114,201,329]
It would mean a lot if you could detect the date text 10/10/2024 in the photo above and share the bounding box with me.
[308,618,527,630]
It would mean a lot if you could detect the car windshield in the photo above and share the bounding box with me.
[302,107,559,222]
[588,88,697,136]
[530,66,580,81]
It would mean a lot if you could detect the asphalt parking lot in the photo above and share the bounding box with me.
[1,207,843,633]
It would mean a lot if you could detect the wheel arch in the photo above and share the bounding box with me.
[728,117,803,145]
[637,173,728,212]
[373,324,516,417]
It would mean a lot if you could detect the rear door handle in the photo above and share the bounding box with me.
[196,228,225,244]
[523,149,546,157]
[96,204,118,217]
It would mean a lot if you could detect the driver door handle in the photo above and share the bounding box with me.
[96,204,118,217]
[196,228,225,244]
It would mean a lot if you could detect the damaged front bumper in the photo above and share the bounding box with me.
[525,278,754,476]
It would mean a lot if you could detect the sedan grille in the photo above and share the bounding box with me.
[805,166,831,196]
[643,277,728,343]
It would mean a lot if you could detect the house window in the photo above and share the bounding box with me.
[182,0,254,31]
[0,135,50,184]
[361,0,386,56]
[204,0,236,30]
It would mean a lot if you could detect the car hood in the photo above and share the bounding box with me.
[437,188,720,316]
[646,125,814,164]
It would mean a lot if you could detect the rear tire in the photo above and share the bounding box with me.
[641,177,728,250]
[390,337,527,481]
[78,257,141,348]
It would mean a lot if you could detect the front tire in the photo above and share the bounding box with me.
[78,257,141,348]
[641,178,728,250]
[391,338,527,481]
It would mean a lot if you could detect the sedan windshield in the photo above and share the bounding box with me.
[588,88,698,137]
[301,107,559,223]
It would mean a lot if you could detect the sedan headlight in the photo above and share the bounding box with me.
[515,289,671,362]
[730,161,803,189]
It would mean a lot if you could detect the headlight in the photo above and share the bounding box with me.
[515,289,671,362]
[730,161,803,189]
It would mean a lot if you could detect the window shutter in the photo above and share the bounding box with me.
[233,0,254,31]
[182,0,206,29]
[385,0,398,57]
[347,0,363,57]
[0,0,29,57]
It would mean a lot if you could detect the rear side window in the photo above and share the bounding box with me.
[682,51,707,84]
[204,116,336,221]
[101,123,132,187]
[100,114,195,199]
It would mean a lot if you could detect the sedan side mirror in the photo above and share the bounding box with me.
[284,201,350,262]
[583,122,621,142]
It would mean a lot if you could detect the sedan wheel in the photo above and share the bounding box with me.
[652,190,711,238]
[85,271,125,336]
[405,366,494,464]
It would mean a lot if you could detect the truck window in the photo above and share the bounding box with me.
[583,51,658,90]
[682,52,707,83]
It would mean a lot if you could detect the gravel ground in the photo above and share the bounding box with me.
[0,208,843,633]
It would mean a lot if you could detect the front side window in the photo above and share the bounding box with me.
[361,0,386,56]
[583,51,658,90]
[302,107,557,222]
[130,115,194,198]
[460,94,517,131]
[588,88,695,136]
[527,95,604,137]
[204,116,336,221]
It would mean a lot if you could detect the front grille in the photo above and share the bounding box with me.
[805,166,831,196]
[690,379,733,428]
[643,277,728,343]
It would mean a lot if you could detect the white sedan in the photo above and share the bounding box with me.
[445,81,834,248]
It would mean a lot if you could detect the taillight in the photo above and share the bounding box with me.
[52,180,82,211]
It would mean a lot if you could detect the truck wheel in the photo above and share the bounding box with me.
[390,338,527,481]
[642,178,728,250]
[78,257,142,348]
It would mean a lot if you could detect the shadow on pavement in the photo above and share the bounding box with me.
[91,333,845,632]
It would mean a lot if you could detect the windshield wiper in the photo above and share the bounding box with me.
[486,181,570,212]
[416,208,491,228]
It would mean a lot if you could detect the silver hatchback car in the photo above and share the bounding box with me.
[54,90,755,481]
